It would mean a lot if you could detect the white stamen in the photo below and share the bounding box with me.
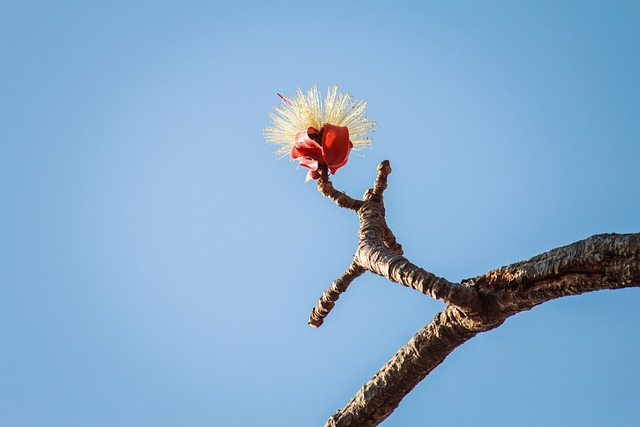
[264,85,376,157]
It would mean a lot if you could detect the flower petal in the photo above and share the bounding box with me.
[291,129,323,161]
[296,155,319,172]
[321,124,353,174]
[305,169,321,182]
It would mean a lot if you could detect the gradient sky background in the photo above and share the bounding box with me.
[1,1,639,426]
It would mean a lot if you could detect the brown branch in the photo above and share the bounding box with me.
[370,160,392,199]
[326,306,484,427]
[308,262,366,328]
[306,161,639,426]
[472,233,640,314]
[326,233,640,426]
[311,161,481,326]
[355,243,481,313]
[354,161,481,312]
[309,160,481,328]
[317,166,363,211]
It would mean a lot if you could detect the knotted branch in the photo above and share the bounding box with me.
[472,233,640,315]
[308,262,366,328]
[326,306,483,427]
[325,232,640,427]
[317,166,363,211]
[305,161,639,427]
[369,160,392,199]
[309,161,481,326]
[308,163,404,325]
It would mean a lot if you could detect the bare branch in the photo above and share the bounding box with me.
[317,166,363,211]
[309,262,366,328]
[303,161,639,425]
[354,161,481,312]
[368,160,392,200]
[310,160,480,327]
[355,243,481,312]
[326,306,484,427]
[473,233,640,312]
[326,233,640,426]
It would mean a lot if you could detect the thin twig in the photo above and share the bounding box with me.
[371,160,392,198]
[308,262,366,328]
[317,166,363,211]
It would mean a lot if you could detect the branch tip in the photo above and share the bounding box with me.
[371,160,392,197]
[378,160,391,175]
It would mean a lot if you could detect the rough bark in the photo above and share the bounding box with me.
[307,161,640,427]
[308,262,365,328]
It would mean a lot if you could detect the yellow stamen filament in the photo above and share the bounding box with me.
[264,85,375,157]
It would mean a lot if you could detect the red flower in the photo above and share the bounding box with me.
[290,124,353,182]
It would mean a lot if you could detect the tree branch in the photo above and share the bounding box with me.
[317,166,363,211]
[326,306,481,427]
[473,233,640,314]
[308,262,366,328]
[326,233,640,427]
[312,161,482,323]
[308,161,640,427]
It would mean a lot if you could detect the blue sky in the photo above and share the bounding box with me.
[1,1,639,426]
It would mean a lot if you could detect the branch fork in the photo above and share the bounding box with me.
[304,161,639,427]
[309,161,481,327]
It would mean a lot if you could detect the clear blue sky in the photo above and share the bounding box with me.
[1,1,639,426]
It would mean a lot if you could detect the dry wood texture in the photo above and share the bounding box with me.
[307,161,640,427]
